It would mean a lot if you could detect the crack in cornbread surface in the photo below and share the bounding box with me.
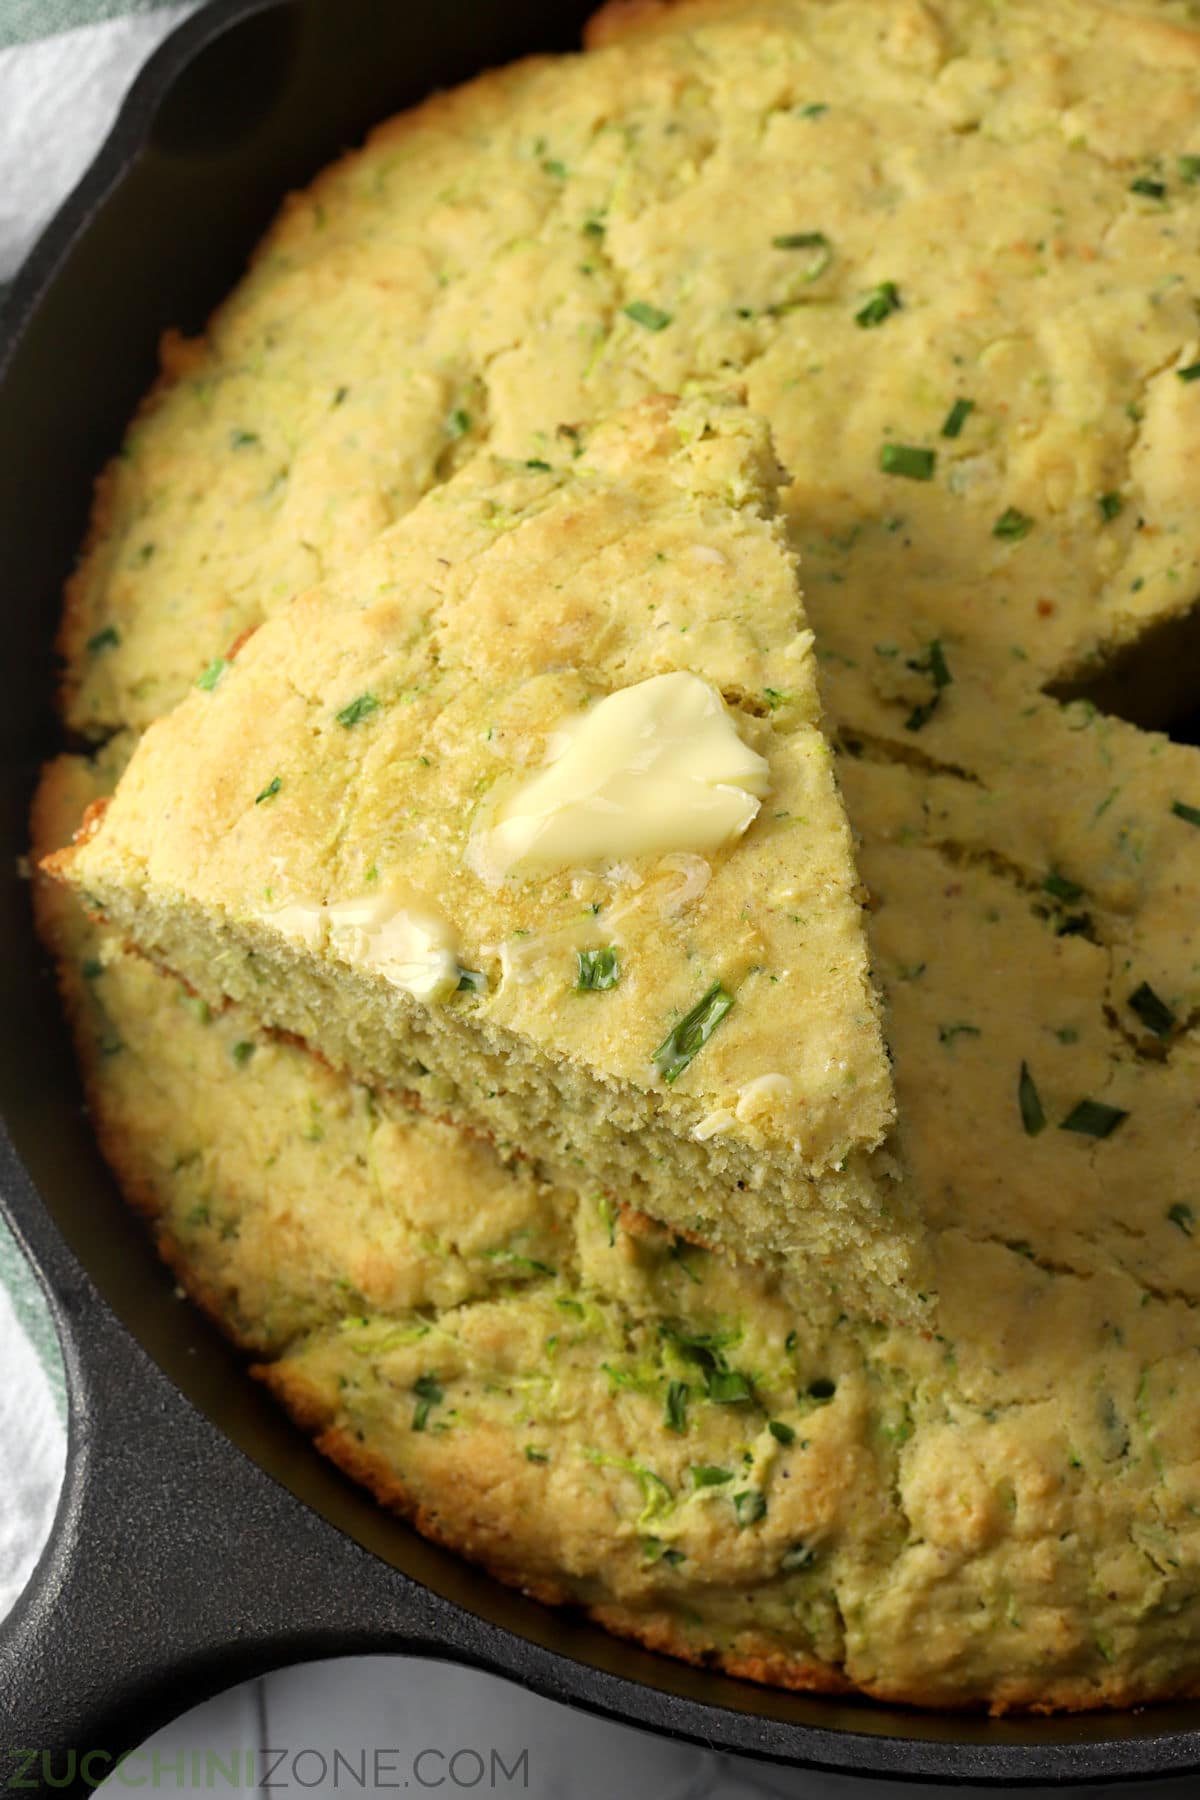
[49,398,912,1307]
[31,0,1200,1712]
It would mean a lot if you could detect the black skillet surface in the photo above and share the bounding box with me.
[2,1,1200,1786]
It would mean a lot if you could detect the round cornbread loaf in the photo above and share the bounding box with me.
[34,0,1200,1711]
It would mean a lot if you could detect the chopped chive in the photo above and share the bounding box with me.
[457,967,488,995]
[768,1420,796,1446]
[525,1446,550,1463]
[231,1040,256,1066]
[196,656,228,692]
[907,638,952,690]
[624,300,673,332]
[447,407,471,437]
[781,1542,816,1571]
[1128,981,1175,1038]
[940,397,975,439]
[690,1464,734,1488]
[87,625,120,654]
[665,1380,689,1434]
[1179,155,1200,185]
[1098,492,1124,523]
[412,1373,443,1431]
[770,230,833,280]
[993,506,1034,541]
[254,776,281,805]
[1043,871,1084,904]
[229,428,259,448]
[651,982,734,1083]
[583,218,606,237]
[542,158,567,178]
[577,946,619,991]
[1171,799,1200,826]
[1178,363,1200,384]
[855,281,902,328]
[333,385,349,406]
[1018,1061,1046,1137]
[81,957,104,980]
[796,102,828,118]
[1059,1098,1129,1139]
[733,1489,767,1526]
[880,443,935,481]
[938,1022,981,1046]
[705,1366,753,1404]
[1130,176,1167,199]
[660,1547,686,1566]
[1168,1202,1195,1236]
[524,458,552,471]
[336,692,379,727]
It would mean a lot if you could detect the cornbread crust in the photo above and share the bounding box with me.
[31,0,1200,1713]
[49,397,914,1311]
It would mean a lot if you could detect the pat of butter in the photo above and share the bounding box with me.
[263,882,460,1002]
[471,671,769,884]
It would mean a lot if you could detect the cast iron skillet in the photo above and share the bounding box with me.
[2,1,1200,1786]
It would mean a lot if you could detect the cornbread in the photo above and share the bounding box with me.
[31,0,1200,1714]
[48,397,911,1306]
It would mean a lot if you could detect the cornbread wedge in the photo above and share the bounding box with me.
[47,397,914,1309]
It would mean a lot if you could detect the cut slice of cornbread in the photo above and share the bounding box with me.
[47,396,914,1310]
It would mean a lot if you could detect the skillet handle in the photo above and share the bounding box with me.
[0,1197,471,1792]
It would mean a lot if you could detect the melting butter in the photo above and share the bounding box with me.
[471,671,769,884]
[263,881,460,1002]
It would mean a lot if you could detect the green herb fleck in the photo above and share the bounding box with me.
[706,1366,753,1404]
[624,300,673,332]
[652,982,734,1084]
[665,1380,689,1434]
[938,1022,981,1047]
[196,657,227,692]
[336,692,379,727]
[1128,981,1175,1037]
[993,506,1034,541]
[770,230,832,280]
[1043,871,1083,904]
[1018,1061,1047,1137]
[525,1446,550,1464]
[1130,176,1167,199]
[542,158,567,179]
[690,1464,733,1488]
[583,218,606,237]
[796,102,828,118]
[1178,363,1200,384]
[1060,1099,1129,1139]
[524,458,552,471]
[1171,799,1200,827]
[577,946,619,991]
[855,281,902,328]
[81,958,104,980]
[229,428,259,449]
[1168,1202,1195,1236]
[231,1040,256,1067]
[781,1543,815,1572]
[880,443,935,481]
[447,408,471,437]
[87,625,120,654]
[1179,155,1200,184]
[456,967,487,995]
[768,1420,796,1446]
[940,398,975,439]
[1098,492,1124,523]
[734,1489,767,1527]
[412,1373,443,1431]
[255,776,281,805]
